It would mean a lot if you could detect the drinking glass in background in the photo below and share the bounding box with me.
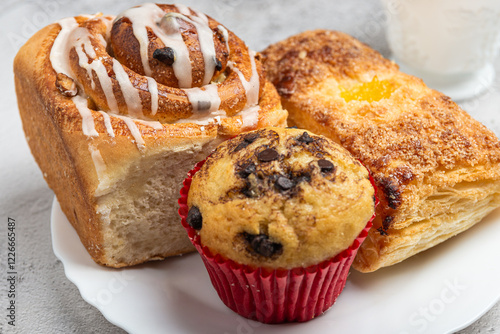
[380,0,500,101]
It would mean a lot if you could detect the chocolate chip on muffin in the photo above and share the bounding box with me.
[234,141,250,152]
[296,131,314,144]
[243,132,259,143]
[257,148,279,162]
[275,175,295,191]
[237,162,256,178]
[318,159,335,173]
[187,206,203,230]
[241,182,258,198]
[244,233,283,258]
[234,132,261,153]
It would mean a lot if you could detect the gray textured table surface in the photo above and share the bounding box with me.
[1,0,499,333]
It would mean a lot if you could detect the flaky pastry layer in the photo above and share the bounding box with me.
[262,30,500,272]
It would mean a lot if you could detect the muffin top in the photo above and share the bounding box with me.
[187,127,375,269]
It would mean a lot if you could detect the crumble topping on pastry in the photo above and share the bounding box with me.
[262,29,500,272]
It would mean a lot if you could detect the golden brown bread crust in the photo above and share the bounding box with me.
[15,24,105,263]
[262,30,500,272]
[15,7,287,267]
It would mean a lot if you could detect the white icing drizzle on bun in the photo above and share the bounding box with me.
[48,4,264,177]
[184,84,221,113]
[231,50,260,108]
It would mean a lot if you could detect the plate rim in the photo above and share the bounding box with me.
[51,197,500,334]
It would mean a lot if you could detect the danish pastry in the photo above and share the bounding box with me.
[262,30,500,272]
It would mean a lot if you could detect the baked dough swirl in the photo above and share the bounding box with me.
[14,3,286,267]
[49,3,284,147]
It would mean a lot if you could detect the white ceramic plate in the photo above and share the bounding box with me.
[51,198,500,334]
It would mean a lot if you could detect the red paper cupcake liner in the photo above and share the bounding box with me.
[178,159,377,323]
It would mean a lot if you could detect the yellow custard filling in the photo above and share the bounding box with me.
[340,77,394,103]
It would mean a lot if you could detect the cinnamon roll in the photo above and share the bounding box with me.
[14,3,286,267]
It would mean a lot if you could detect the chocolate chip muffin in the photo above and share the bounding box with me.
[186,127,376,269]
